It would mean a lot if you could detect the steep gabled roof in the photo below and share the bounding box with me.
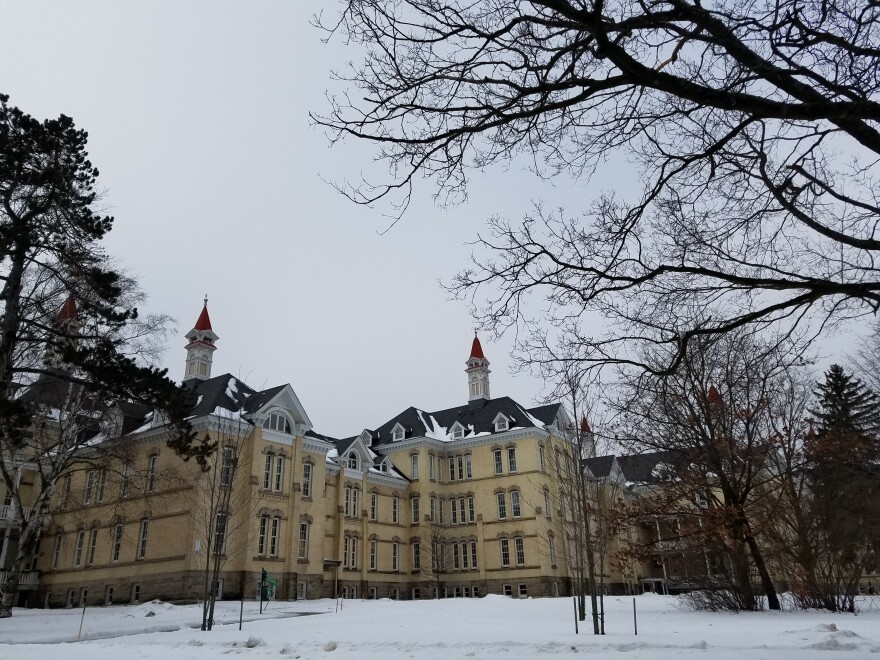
[616,451,676,484]
[528,403,563,426]
[185,373,256,418]
[583,454,615,479]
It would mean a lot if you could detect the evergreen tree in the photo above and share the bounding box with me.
[810,364,880,464]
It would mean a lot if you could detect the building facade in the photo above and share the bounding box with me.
[21,305,578,607]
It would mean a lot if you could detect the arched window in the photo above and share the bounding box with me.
[262,412,292,434]
[347,453,360,470]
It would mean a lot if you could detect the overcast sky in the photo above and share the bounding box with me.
[0,1,626,436]
[0,1,860,437]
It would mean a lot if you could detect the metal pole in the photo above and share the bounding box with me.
[573,597,579,635]
[259,580,264,614]
[239,589,244,630]
[633,598,638,636]
[77,601,87,641]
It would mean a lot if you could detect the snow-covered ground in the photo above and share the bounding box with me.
[1,594,879,659]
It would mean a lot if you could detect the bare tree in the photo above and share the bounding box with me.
[421,514,453,597]
[193,413,257,630]
[316,1,880,375]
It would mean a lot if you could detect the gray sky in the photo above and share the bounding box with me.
[0,1,620,437]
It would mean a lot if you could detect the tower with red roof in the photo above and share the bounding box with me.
[183,297,218,384]
[465,332,491,402]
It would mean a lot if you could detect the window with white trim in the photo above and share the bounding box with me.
[214,512,227,556]
[52,534,62,569]
[96,470,106,503]
[412,542,421,571]
[549,535,557,565]
[544,490,552,519]
[493,449,503,475]
[86,529,97,566]
[451,499,458,524]
[460,542,469,569]
[514,536,525,566]
[369,538,377,570]
[496,492,507,519]
[263,454,273,490]
[459,497,466,524]
[258,516,268,555]
[348,536,358,568]
[499,538,510,567]
[220,446,235,487]
[347,453,359,470]
[73,531,84,567]
[137,519,149,560]
[503,584,513,596]
[111,525,123,563]
[518,583,528,597]
[507,447,517,473]
[470,541,478,569]
[448,457,456,482]
[392,496,399,524]
[510,490,521,518]
[430,496,437,522]
[146,456,157,492]
[495,416,508,432]
[84,470,95,504]
[465,454,472,479]
[429,455,436,480]
[452,424,464,439]
[274,455,285,492]
[298,521,309,560]
[411,496,420,524]
[452,543,460,569]
[539,445,546,472]
[467,496,475,523]
[269,517,280,557]
[302,463,312,498]
[392,425,405,441]
[262,412,291,434]
[411,454,419,480]
[392,542,399,571]
[370,492,378,521]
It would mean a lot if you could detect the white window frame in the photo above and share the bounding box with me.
[298,521,309,560]
[258,516,268,555]
[494,415,509,432]
[73,531,84,567]
[274,455,285,492]
[507,447,517,473]
[392,496,399,524]
[263,454,273,490]
[146,456,157,492]
[412,542,421,571]
[392,542,399,571]
[111,524,123,563]
[302,462,313,498]
[137,519,149,560]
[411,496,420,524]
[411,454,419,480]
[493,449,503,475]
[496,492,507,519]
[514,536,525,566]
[87,529,98,566]
[369,539,377,570]
[269,517,280,557]
[392,424,405,441]
[451,424,465,440]
[500,538,510,567]
[511,490,521,518]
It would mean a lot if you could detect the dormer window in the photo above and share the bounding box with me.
[347,454,360,470]
[494,414,509,433]
[451,423,465,440]
[262,413,292,434]
[392,424,406,442]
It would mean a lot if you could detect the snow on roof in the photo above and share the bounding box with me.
[516,404,547,429]
[225,378,238,399]
[416,409,454,442]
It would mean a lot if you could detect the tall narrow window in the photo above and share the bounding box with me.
[430,497,437,522]
[84,471,95,504]
[137,519,149,560]
[507,447,517,473]
[146,456,157,492]
[298,521,309,559]
[344,486,352,517]
[470,541,478,569]
[343,536,350,568]
[467,496,475,523]
[459,498,466,525]
[392,542,399,571]
[496,492,507,519]
[74,531,84,567]
[96,470,106,503]
[465,454,472,479]
[493,449,503,475]
[352,488,360,518]
[87,529,98,566]
[500,538,510,567]
[220,447,235,487]
[111,525,123,563]
[120,464,130,499]
[411,496,420,524]
[392,496,399,524]
[439,499,445,525]
[544,490,552,518]
[214,512,227,556]
[52,534,62,569]
[270,517,280,557]
[412,542,421,571]
[274,456,285,492]
[370,492,378,521]
[514,536,525,565]
[348,536,358,568]
[263,455,273,490]
[457,455,464,481]
[511,490,521,518]
[452,543,460,569]
[429,455,436,480]
[451,499,458,524]
[411,454,419,480]
[369,539,377,570]
[549,536,557,565]
[539,445,546,472]
[460,542,469,569]
[258,516,268,555]
[302,463,313,498]
[448,457,456,482]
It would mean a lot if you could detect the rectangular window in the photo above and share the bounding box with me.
[344,486,352,517]
[459,498,466,525]
[429,455,435,481]
[503,584,512,596]
[496,492,507,519]
[74,531,84,567]
[430,496,437,522]
[84,471,95,504]
[258,516,268,555]
[452,543,460,569]
[137,519,149,560]
[302,463,313,498]
[507,448,517,473]
[220,446,235,487]
[473,586,480,598]
[87,529,98,566]
[96,470,106,503]
[112,525,123,563]
[470,541,478,569]
[412,542,420,571]
[370,492,378,521]
[263,455,273,490]
[52,534,62,569]
[457,455,464,481]
[269,517,280,557]
[451,499,458,524]
[514,536,525,566]
[348,536,357,569]
[343,536,350,568]
[120,464,130,499]
[352,488,359,518]
[439,499,445,525]
[518,583,528,597]
[544,491,552,519]
[493,449,503,475]
[511,490,521,518]
[461,542,469,569]
[467,496,475,523]
[411,496,420,524]
[214,512,227,556]
[448,457,456,482]
[500,538,510,567]
[539,446,546,472]
[274,455,284,492]
[411,454,419,480]
[298,521,309,559]
[392,496,399,524]
[146,456,157,492]
[549,536,557,565]
[392,542,399,571]
[61,475,71,504]
[465,454,472,479]
[370,539,377,570]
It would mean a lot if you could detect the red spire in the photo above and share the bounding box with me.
[806,420,816,439]
[707,385,722,404]
[470,332,485,359]
[194,299,212,331]
[580,416,592,434]
[56,295,77,321]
